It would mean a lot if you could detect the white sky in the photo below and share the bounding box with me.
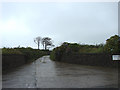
[0,2,118,49]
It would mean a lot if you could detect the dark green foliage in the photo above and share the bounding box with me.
[78,44,104,53]
[2,47,50,63]
[50,42,105,61]
[2,48,23,54]
[104,35,119,53]
[50,48,56,60]
[50,35,119,61]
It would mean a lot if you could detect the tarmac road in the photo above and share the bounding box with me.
[2,55,118,88]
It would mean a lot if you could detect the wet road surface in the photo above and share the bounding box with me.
[3,56,118,88]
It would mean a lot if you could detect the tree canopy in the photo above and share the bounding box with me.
[104,35,119,53]
[42,37,54,50]
[34,36,42,49]
[34,36,54,50]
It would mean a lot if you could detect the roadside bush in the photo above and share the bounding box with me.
[2,48,23,54]
[50,42,105,61]
[50,48,56,60]
[104,35,119,53]
[50,35,119,62]
[2,47,50,63]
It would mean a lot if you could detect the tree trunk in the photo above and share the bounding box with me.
[45,44,47,50]
[38,42,40,49]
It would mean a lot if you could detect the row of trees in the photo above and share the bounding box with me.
[34,36,54,50]
[34,35,119,52]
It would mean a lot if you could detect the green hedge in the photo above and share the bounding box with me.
[2,47,50,63]
[50,35,119,61]
[50,42,105,61]
[2,48,23,54]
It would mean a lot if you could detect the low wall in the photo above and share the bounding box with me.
[2,54,26,71]
[59,53,118,67]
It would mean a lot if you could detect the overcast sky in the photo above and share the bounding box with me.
[0,2,118,49]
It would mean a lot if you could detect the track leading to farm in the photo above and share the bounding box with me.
[3,56,118,88]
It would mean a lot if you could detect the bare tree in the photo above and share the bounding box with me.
[34,36,41,49]
[41,37,54,50]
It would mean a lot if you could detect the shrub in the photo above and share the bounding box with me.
[50,42,105,61]
[2,47,50,63]
[2,48,23,54]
